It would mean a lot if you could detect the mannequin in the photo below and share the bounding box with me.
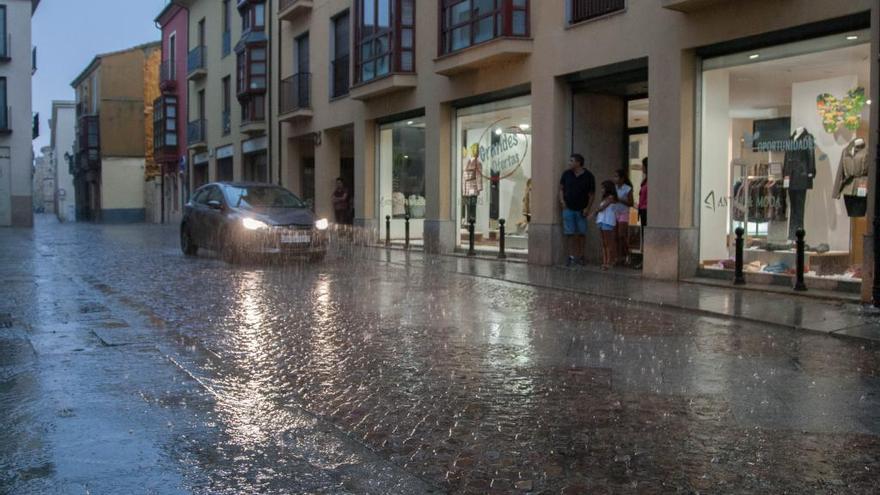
[783,127,815,240]
[833,137,869,217]
[462,143,483,223]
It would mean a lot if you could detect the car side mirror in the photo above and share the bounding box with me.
[207,200,223,210]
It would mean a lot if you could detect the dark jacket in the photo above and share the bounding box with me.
[783,130,816,191]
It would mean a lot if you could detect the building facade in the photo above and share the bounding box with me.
[264,0,878,300]
[172,0,276,195]
[50,100,76,222]
[0,0,39,227]
[155,2,189,225]
[70,42,161,223]
[32,145,52,213]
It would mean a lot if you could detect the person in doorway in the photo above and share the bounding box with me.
[594,180,619,270]
[559,154,596,266]
[614,169,634,266]
[636,157,648,270]
[332,177,351,225]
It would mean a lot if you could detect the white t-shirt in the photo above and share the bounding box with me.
[597,200,617,226]
[615,184,632,219]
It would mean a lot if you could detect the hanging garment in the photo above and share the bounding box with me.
[462,157,483,197]
[783,130,817,191]
[832,139,869,199]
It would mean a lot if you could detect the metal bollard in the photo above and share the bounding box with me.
[733,227,745,285]
[467,218,476,256]
[498,219,507,260]
[794,228,807,291]
[385,215,391,247]
[404,215,411,250]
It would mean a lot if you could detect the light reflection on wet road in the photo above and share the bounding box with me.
[1,218,879,494]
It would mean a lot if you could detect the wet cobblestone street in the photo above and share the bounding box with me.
[2,217,880,493]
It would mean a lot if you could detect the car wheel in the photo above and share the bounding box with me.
[181,225,198,256]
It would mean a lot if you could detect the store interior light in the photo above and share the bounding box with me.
[407,121,414,125]
[520,124,530,130]
[748,54,760,60]
[868,99,873,106]
[495,128,503,136]
[846,35,859,41]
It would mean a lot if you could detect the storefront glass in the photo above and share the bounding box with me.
[378,116,426,244]
[455,96,532,254]
[699,30,871,283]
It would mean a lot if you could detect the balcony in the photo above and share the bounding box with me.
[331,56,349,99]
[662,0,729,12]
[187,46,207,80]
[279,73,312,122]
[187,119,207,149]
[278,0,312,22]
[434,38,533,76]
[0,106,10,134]
[570,0,625,23]
[159,60,177,92]
[350,74,417,101]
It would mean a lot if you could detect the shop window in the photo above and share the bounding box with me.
[440,0,529,55]
[698,30,871,284]
[354,0,415,84]
[455,96,532,254]
[378,116,426,243]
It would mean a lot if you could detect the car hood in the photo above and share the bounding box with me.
[237,207,316,227]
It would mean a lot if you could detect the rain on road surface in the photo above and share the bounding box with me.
[2,217,879,494]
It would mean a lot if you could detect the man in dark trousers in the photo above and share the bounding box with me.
[559,154,596,266]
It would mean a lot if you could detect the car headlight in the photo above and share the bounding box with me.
[242,217,269,230]
[315,218,329,230]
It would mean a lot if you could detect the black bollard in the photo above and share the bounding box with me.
[467,218,476,256]
[794,228,807,292]
[385,215,391,247]
[404,215,410,250]
[498,219,507,259]
[733,227,745,285]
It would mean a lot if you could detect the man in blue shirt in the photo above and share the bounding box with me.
[559,154,595,266]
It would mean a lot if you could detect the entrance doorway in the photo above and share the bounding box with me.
[569,61,648,269]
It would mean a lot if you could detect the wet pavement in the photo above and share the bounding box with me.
[1,216,879,494]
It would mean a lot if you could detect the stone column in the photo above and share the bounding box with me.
[354,118,377,232]
[528,75,570,266]
[424,102,456,253]
[643,48,699,281]
[314,129,340,221]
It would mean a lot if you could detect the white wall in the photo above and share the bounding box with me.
[52,104,76,222]
[101,157,145,210]
[699,69,732,262]
[0,0,36,226]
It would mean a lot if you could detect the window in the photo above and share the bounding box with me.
[242,95,266,123]
[354,0,415,84]
[222,0,232,56]
[379,116,426,242]
[153,96,179,151]
[222,76,231,135]
[440,0,529,55]
[332,11,351,97]
[0,6,7,59]
[0,78,7,130]
[237,45,267,94]
[569,0,625,24]
[242,2,266,33]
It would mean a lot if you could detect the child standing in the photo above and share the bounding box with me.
[595,180,618,270]
[614,169,634,266]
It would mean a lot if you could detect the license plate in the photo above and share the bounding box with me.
[281,234,310,244]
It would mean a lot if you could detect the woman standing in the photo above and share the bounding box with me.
[595,180,618,270]
[614,169,634,266]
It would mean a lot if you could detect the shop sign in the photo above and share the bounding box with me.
[475,118,530,180]
[193,152,209,165]
[242,136,268,154]
[216,144,234,160]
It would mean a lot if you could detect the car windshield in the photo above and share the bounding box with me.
[225,186,307,210]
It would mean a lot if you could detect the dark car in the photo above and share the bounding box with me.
[180,182,329,262]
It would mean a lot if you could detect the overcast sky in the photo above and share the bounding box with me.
[33,0,167,154]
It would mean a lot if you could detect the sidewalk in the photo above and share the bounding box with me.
[366,247,880,343]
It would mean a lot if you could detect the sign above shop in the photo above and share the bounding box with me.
[193,152,209,165]
[242,136,268,154]
[216,144,234,160]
